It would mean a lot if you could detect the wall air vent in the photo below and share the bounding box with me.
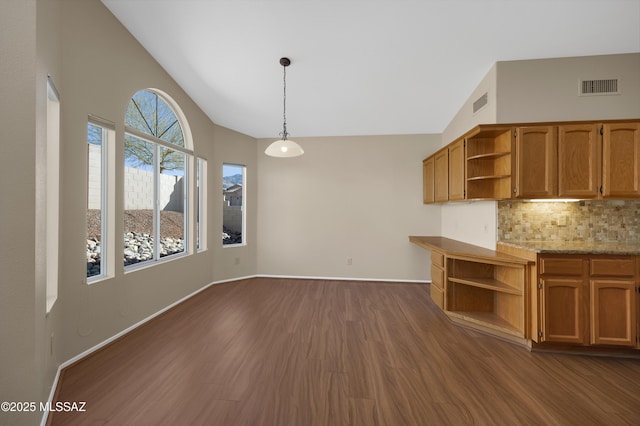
[580,78,619,96]
[472,92,488,114]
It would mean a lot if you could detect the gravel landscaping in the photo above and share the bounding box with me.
[87,210,185,276]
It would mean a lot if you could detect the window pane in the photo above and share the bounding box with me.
[125,90,184,147]
[159,147,185,258]
[87,123,104,278]
[46,77,60,312]
[124,135,155,266]
[223,164,244,245]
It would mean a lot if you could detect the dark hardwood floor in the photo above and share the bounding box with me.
[50,278,640,425]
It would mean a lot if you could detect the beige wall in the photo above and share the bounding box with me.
[0,1,40,424]
[497,53,640,123]
[442,63,498,144]
[438,64,500,249]
[256,134,441,281]
[212,124,258,282]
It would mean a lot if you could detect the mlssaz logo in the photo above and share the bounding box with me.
[41,401,87,412]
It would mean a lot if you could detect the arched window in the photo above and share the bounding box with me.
[123,89,193,268]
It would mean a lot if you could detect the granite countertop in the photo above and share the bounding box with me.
[497,240,640,255]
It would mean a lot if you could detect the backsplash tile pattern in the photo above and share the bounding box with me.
[498,200,640,244]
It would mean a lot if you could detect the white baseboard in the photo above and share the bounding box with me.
[256,274,429,283]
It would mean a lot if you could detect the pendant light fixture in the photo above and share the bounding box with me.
[265,57,304,157]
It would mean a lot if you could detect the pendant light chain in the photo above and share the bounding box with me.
[281,64,288,140]
[265,57,303,157]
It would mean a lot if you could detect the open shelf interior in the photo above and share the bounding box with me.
[447,310,522,336]
[466,177,512,200]
[447,257,525,336]
[449,276,523,295]
[448,259,523,294]
[466,130,513,200]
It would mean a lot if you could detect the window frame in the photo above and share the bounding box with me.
[222,163,246,248]
[123,89,193,271]
[197,157,208,252]
[45,76,60,314]
[87,116,115,283]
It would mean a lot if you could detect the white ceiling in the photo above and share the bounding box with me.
[102,0,640,138]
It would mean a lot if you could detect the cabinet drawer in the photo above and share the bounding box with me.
[430,283,444,309]
[431,251,444,268]
[539,257,584,276]
[431,266,444,289]
[590,258,635,277]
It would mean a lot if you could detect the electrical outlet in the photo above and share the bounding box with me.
[559,215,567,226]
[346,258,353,266]
[234,257,240,265]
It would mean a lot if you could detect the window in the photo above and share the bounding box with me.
[46,76,60,313]
[124,89,192,268]
[222,164,245,246]
[197,157,208,251]
[87,118,114,281]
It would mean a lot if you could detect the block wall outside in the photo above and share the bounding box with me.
[223,203,242,234]
[88,144,184,211]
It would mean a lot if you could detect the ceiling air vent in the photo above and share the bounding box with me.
[473,92,488,114]
[580,78,619,96]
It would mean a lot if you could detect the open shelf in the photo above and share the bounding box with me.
[447,257,525,337]
[467,152,511,161]
[447,311,522,336]
[467,174,511,181]
[466,175,512,200]
[466,128,513,200]
[448,276,523,295]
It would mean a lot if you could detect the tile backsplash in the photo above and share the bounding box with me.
[498,200,640,244]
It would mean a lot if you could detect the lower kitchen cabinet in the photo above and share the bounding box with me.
[591,279,636,346]
[410,236,530,342]
[538,254,639,348]
[412,237,640,355]
[540,276,589,344]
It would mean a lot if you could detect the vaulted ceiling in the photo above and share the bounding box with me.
[102,0,640,138]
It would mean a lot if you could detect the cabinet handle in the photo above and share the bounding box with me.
[513,187,517,194]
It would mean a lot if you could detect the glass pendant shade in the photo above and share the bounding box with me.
[265,138,304,157]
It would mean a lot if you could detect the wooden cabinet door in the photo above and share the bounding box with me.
[602,122,640,198]
[558,124,601,198]
[434,148,449,202]
[513,126,557,199]
[448,139,465,201]
[590,279,636,346]
[540,277,588,344]
[423,156,435,204]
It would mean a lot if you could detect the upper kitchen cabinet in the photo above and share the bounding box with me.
[557,121,640,199]
[434,147,449,203]
[422,138,466,204]
[558,123,601,198]
[512,126,557,199]
[465,126,513,200]
[448,138,466,201]
[602,122,640,198]
[423,156,435,204]
[421,119,640,204]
